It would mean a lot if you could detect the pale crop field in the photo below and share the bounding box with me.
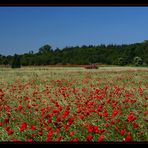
[0,66,148,142]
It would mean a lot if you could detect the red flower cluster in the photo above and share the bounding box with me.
[67,117,74,126]
[88,125,98,133]
[61,110,69,120]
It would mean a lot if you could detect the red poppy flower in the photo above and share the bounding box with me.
[88,125,94,133]
[4,118,9,123]
[112,110,118,117]
[132,123,139,128]
[61,110,69,120]
[8,130,14,135]
[47,118,51,124]
[70,131,74,136]
[105,123,109,128]
[123,135,132,142]
[27,105,31,109]
[95,89,99,94]
[98,135,104,142]
[18,105,23,110]
[120,129,125,136]
[38,131,42,136]
[30,125,36,130]
[106,98,111,104]
[115,126,119,131]
[47,130,53,138]
[125,93,130,98]
[67,117,74,126]
[5,105,10,112]
[73,138,78,142]
[126,113,136,122]
[46,137,51,142]
[103,110,107,117]
[5,126,10,131]
[139,132,143,135]
[86,135,93,141]
[56,128,59,134]
[100,129,105,134]
[55,136,62,142]
[94,126,99,133]
[27,139,33,142]
[20,122,27,132]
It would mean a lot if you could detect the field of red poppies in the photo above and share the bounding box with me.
[0,67,148,142]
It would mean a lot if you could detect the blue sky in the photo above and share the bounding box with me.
[0,7,148,55]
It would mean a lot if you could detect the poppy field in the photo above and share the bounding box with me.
[0,66,148,142]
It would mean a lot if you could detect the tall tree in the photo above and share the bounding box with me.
[38,44,53,54]
[11,54,21,68]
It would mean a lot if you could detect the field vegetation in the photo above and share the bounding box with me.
[0,66,148,142]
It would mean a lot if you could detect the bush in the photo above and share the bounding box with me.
[133,56,143,66]
[117,57,126,66]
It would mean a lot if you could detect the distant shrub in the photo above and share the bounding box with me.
[117,57,126,66]
[84,64,98,69]
[133,56,143,66]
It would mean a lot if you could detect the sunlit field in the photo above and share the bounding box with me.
[0,66,148,142]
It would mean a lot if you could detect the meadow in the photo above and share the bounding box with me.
[0,66,148,142]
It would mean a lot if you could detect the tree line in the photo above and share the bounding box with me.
[0,40,148,68]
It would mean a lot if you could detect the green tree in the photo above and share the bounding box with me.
[1,40,148,66]
[38,44,52,54]
[3,59,8,66]
[11,54,21,68]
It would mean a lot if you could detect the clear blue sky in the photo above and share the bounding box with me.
[0,7,148,55]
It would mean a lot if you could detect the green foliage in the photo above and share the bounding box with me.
[117,57,126,66]
[11,54,21,68]
[133,56,143,66]
[38,44,53,54]
[0,41,148,66]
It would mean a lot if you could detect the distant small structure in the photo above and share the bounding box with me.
[84,64,98,69]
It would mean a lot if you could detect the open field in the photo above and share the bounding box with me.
[0,66,148,142]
